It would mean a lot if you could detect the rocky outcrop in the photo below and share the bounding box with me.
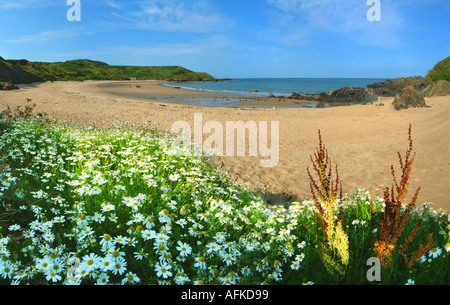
[316,86,377,104]
[392,86,427,111]
[421,79,450,97]
[288,86,377,105]
[287,75,448,108]
[367,76,432,97]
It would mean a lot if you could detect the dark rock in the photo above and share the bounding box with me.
[316,102,326,108]
[367,76,432,97]
[392,86,427,111]
[315,86,377,105]
[288,86,377,105]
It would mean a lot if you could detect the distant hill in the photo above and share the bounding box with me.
[426,56,450,82]
[0,57,215,84]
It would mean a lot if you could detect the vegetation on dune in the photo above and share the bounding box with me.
[0,106,448,285]
[0,57,215,84]
[427,56,450,82]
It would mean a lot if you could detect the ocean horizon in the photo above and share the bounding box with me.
[163,78,390,97]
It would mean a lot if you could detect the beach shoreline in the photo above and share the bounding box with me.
[1,80,449,212]
[88,80,326,108]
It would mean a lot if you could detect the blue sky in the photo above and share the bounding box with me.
[0,0,449,78]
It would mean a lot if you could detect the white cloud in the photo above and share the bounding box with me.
[0,0,53,10]
[129,0,235,33]
[265,0,405,48]
[110,34,233,61]
[104,0,121,9]
[7,29,80,43]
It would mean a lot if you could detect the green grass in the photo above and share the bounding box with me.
[0,118,448,285]
[427,56,450,82]
[0,58,215,84]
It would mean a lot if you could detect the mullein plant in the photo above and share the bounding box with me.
[372,125,435,270]
[307,130,349,280]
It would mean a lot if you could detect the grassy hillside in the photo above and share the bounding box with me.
[426,56,450,82]
[0,57,215,84]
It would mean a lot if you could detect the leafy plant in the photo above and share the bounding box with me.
[372,125,435,270]
[307,130,349,281]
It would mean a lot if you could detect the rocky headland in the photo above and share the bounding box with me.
[276,56,450,110]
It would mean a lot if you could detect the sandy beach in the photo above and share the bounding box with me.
[1,80,449,212]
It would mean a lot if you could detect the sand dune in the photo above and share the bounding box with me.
[1,80,449,212]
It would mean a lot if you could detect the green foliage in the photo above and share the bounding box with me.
[427,56,450,82]
[0,58,215,84]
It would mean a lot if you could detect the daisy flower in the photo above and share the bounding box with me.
[176,241,192,257]
[80,253,100,274]
[141,229,156,241]
[45,271,62,283]
[101,203,115,212]
[134,251,146,260]
[169,173,180,181]
[100,234,113,248]
[8,224,21,231]
[428,247,442,259]
[155,262,172,279]
[99,256,114,272]
[36,257,53,272]
[297,241,307,249]
[111,257,127,275]
[96,273,109,285]
[0,261,16,279]
[122,272,141,285]
[291,261,301,270]
[194,256,208,270]
[405,279,415,285]
[445,243,450,252]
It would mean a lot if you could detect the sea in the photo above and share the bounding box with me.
[104,78,389,108]
[163,78,388,97]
